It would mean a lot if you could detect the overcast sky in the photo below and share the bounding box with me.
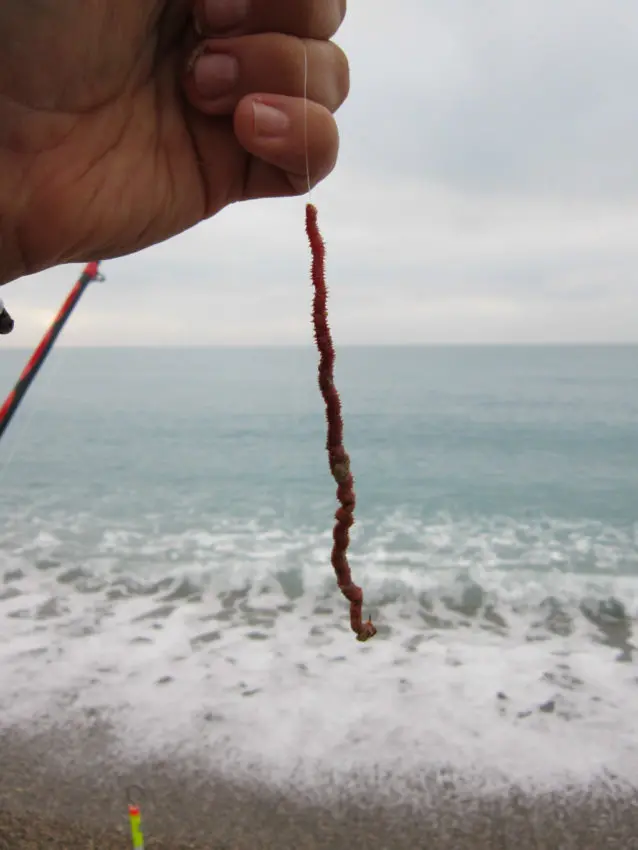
[4,0,638,347]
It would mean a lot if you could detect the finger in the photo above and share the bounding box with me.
[232,94,339,199]
[194,0,346,40]
[184,34,349,117]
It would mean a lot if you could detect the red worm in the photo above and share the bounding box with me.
[305,203,376,643]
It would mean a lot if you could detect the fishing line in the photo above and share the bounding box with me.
[303,43,312,201]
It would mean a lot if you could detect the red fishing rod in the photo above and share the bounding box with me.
[0,261,103,441]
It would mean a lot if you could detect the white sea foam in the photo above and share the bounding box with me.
[1,512,637,796]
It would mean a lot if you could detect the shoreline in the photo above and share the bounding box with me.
[1,722,637,849]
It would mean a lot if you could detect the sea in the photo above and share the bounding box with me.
[0,345,637,795]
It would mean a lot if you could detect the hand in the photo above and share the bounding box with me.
[0,0,348,285]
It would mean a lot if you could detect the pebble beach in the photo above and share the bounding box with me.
[1,723,637,850]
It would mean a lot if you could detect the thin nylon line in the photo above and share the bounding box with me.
[303,44,312,201]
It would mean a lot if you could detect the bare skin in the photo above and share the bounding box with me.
[0,0,348,285]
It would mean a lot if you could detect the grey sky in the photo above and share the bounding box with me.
[4,0,638,346]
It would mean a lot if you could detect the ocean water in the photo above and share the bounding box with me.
[0,345,637,794]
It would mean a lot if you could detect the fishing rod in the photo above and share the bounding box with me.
[0,260,103,442]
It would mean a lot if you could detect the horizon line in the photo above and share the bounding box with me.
[2,341,638,351]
